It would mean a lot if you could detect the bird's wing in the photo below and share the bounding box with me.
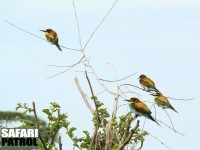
[50,31,57,39]
[45,35,52,42]
[134,102,151,114]
[143,77,155,87]
[160,96,171,106]
[48,33,55,39]
[155,96,167,106]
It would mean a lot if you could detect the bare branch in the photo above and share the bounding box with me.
[32,102,48,150]
[105,121,115,150]
[104,63,120,150]
[73,0,83,49]
[71,0,118,95]
[120,83,193,101]
[136,141,143,150]
[166,96,194,101]
[82,52,117,95]
[148,133,170,149]
[124,114,135,139]
[83,0,120,50]
[47,56,84,79]
[100,73,137,83]
[119,84,147,92]
[5,20,81,52]
[85,71,101,148]
[59,136,62,150]
[163,109,176,132]
[117,120,140,150]
[107,62,120,118]
[157,120,185,136]
[119,84,142,99]
[74,77,94,114]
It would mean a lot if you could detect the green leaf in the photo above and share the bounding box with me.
[42,109,51,115]
[50,102,60,109]
[16,103,22,111]
[67,127,77,138]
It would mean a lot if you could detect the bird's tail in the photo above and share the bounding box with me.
[56,44,62,52]
[169,105,179,114]
[55,41,62,52]
[146,113,161,126]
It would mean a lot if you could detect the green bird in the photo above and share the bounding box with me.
[138,74,159,92]
[125,97,160,125]
[152,92,178,113]
[40,28,62,51]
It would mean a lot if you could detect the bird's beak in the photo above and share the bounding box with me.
[124,99,131,102]
[40,30,46,32]
[150,93,158,98]
[124,99,133,104]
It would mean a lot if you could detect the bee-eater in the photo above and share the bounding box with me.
[151,92,178,113]
[125,97,160,125]
[138,74,158,92]
[40,29,62,51]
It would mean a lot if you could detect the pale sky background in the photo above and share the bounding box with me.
[1,0,200,149]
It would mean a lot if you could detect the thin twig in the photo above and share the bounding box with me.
[117,120,140,150]
[96,90,106,96]
[47,56,84,79]
[85,71,100,122]
[72,0,117,95]
[117,103,127,109]
[108,62,119,118]
[59,136,62,150]
[32,102,48,150]
[120,83,194,101]
[83,0,120,50]
[123,115,135,139]
[104,63,120,150]
[82,52,116,95]
[166,97,194,101]
[47,61,85,68]
[5,20,81,52]
[105,122,114,150]
[157,120,185,136]
[163,109,176,132]
[85,71,101,149]
[73,0,83,49]
[74,77,94,114]
[119,84,148,92]
[148,133,170,149]
[154,104,157,119]
[100,73,137,83]
[136,141,143,150]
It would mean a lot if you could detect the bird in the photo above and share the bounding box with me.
[40,29,62,51]
[138,74,158,92]
[125,97,160,125]
[151,92,178,113]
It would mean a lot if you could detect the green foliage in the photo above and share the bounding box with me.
[16,102,70,149]
[80,131,90,149]
[92,97,110,128]
[14,98,144,149]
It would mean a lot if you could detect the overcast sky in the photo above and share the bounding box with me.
[1,0,200,149]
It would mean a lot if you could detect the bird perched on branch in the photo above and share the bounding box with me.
[151,92,178,113]
[125,97,160,125]
[40,29,62,51]
[138,74,158,92]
